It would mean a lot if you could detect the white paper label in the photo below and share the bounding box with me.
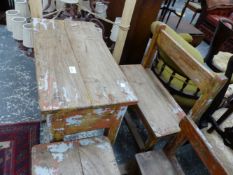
[69,66,77,74]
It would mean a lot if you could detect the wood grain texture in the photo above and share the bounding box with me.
[142,22,227,122]
[32,136,120,175]
[136,150,178,175]
[28,0,43,18]
[121,65,184,138]
[202,108,233,174]
[34,20,137,113]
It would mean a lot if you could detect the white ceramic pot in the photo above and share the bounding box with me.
[23,23,33,48]
[43,0,56,12]
[15,0,30,17]
[12,17,27,41]
[95,2,107,18]
[56,0,65,9]
[110,17,121,42]
[5,10,20,32]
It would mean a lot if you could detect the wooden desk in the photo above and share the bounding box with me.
[33,19,137,143]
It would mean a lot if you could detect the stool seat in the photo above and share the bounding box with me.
[31,136,121,175]
[212,52,233,72]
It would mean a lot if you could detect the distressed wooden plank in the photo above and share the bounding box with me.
[121,64,184,138]
[64,20,137,107]
[46,105,127,143]
[165,117,228,175]
[78,137,121,175]
[136,150,178,175]
[34,20,91,112]
[202,108,233,174]
[31,141,83,175]
[34,20,137,113]
[32,137,121,175]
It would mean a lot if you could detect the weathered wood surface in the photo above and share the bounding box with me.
[164,117,229,175]
[121,65,183,138]
[31,136,121,175]
[202,108,233,174]
[136,150,178,175]
[33,19,137,113]
[47,106,127,141]
[143,22,227,122]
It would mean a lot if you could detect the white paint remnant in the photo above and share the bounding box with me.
[69,66,77,74]
[66,115,83,126]
[34,166,57,175]
[47,143,73,162]
[79,139,96,146]
[117,80,137,101]
[117,106,127,120]
[95,108,107,116]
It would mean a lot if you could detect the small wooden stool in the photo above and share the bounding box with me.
[31,136,121,175]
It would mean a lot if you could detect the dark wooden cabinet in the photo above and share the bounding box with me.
[107,0,163,64]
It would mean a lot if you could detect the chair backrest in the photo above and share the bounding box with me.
[142,21,227,122]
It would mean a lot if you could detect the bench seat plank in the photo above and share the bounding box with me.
[31,136,120,175]
[136,150,177,175]
[202,108,233,174]
[121,65,185,138]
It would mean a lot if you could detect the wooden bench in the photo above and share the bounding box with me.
[121,21,227,151]
[136,116,231,175]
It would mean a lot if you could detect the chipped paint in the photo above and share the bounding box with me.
[95,108,107,116]
[47,142,73,162]
[117,80,137,101]
[34,166,57,175]
[79,138,96,146]
[116,106,127,120]
[66,115,83,126]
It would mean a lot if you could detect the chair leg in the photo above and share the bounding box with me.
[190,12,197,24]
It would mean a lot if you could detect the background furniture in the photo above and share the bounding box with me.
[107,0,164,64]
[167,15,204,46]
[196,0,233,53]
[176,0,201,28]
[205,18,233,71]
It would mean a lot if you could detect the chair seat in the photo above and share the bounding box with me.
[202,108,233,174]
[31,136,120,175]
[136,150,178,175]
[121,65,184,138]
[212,51,233,72]
[187,2,202,12]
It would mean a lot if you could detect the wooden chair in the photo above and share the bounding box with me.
[176,0,202,28]
[121,21,227,151]
[135,116,232,175]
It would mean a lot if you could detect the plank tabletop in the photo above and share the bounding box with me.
[33,19,137,113]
